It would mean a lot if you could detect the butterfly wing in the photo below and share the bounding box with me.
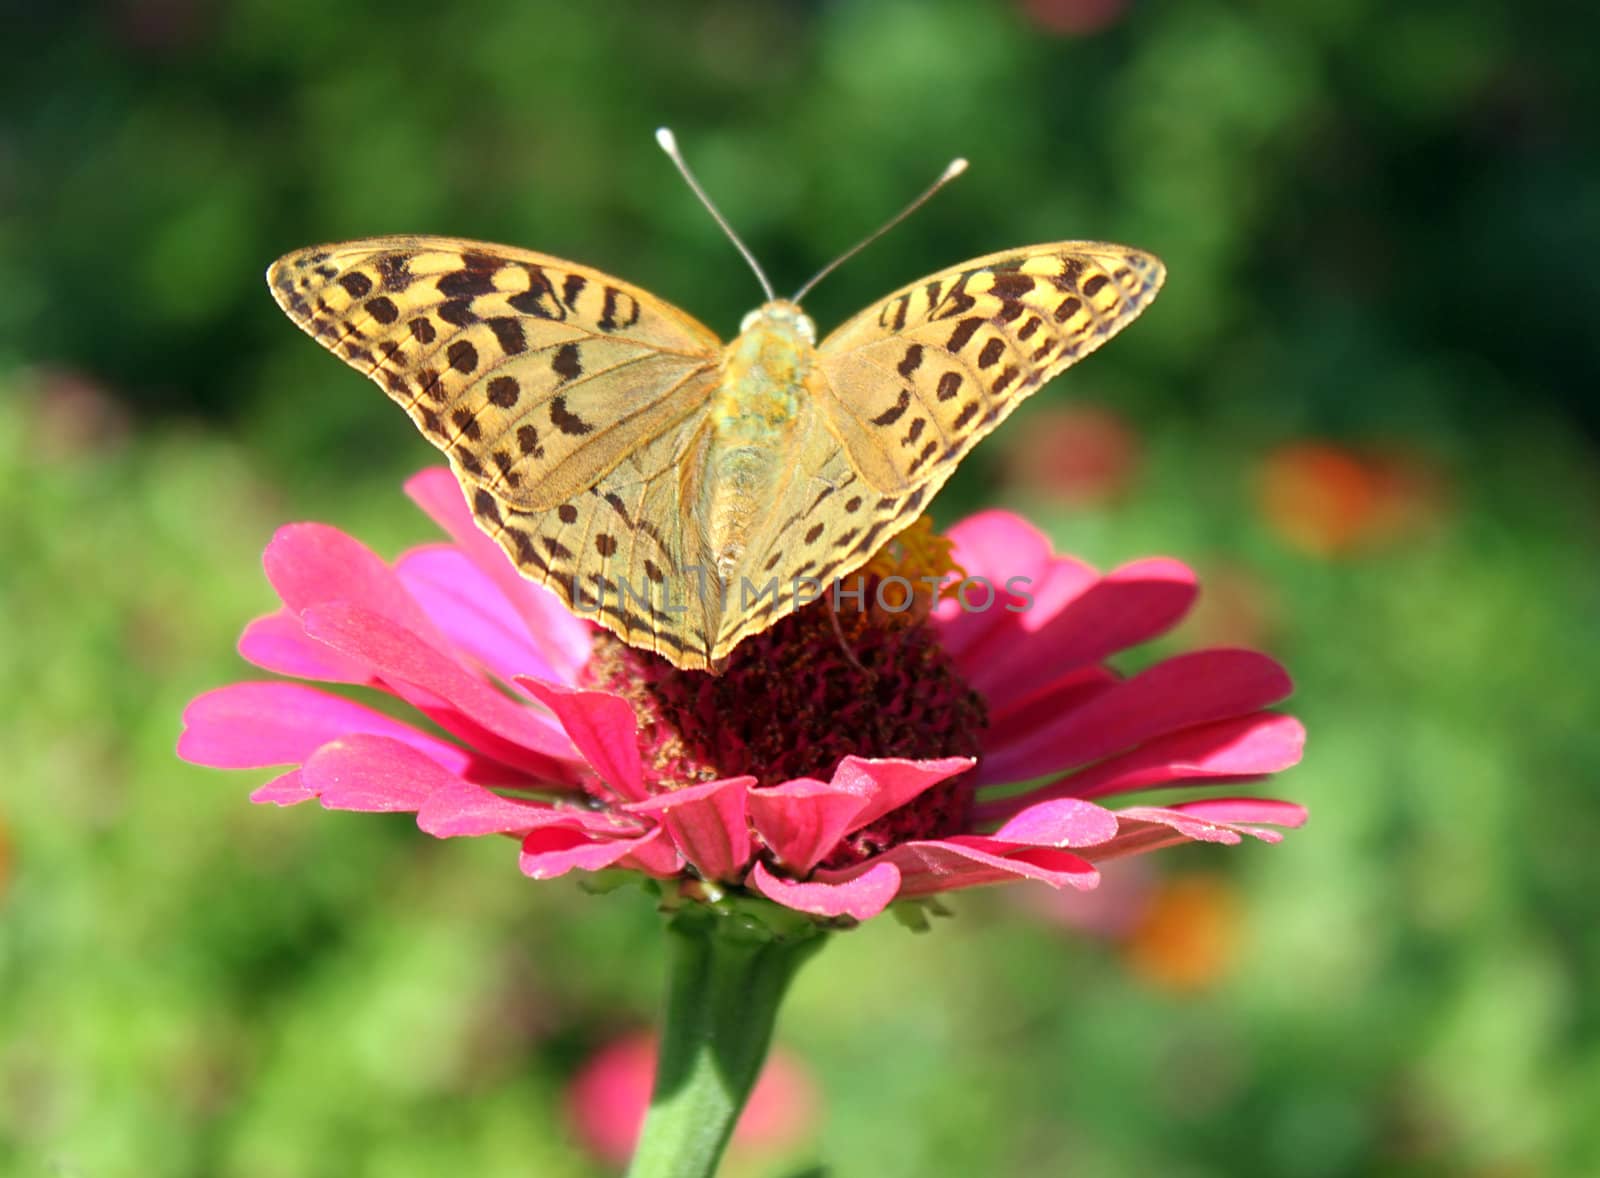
[814,243,1164,494]
[713,431,936,660]
[268,236,722,510]
[465,413,724,668]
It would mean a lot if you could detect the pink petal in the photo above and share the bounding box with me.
[263,523,445,645]
[976,713,1306,822]
[1017,555,1115,630]
[301,734,461,812]
[300,603,578,780]
[975,668,1116,784]
[966,558,1199,714]
[179,681,479,775]
[418,781,639,838]
[832,756,977,833]
[405,468,592,683]
[977,649,1294,785]
[615,828,684,877]
[820,836,1098,898]
[518,826,674,880]
[940,511,1056,590]
[519,680,645,802]
[1091,801,1305,860]
[746,757,974,876]
[397,545,563,684]
[626,778,754,883]
[1170,798,1308,828]
[237,611,373,683]
[986,663,1114,727]
[747,777,866,876]
[932,512,1063,657]
[746,860,903,921]
[992,798,1120,848]
[249,769,314,805]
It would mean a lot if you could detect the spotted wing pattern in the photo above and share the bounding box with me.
[268,236,721,510]
[711,429,937,658]
[814,243,1165,494]
[462,414,723,666]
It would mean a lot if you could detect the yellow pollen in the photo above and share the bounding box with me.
[833,516,966,628]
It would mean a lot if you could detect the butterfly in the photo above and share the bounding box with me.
[267,133,1164,672]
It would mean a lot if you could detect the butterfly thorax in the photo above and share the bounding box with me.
[700,301,822,586]
[715,301,818,435]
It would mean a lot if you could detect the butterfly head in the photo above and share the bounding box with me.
[739,300,817,346]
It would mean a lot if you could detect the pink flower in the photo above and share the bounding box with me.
[566,1033,817,1167]
[179,468,1307,923]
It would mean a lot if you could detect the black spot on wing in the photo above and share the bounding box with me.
[437,265,498,299]
[488,317,528,355]
[438,299,478,327]
[946,316,983,353]
[377,254,413,291]
[487,376,520,407]
[598,286,641,332]
[365,296,399,325]
[869,388,911,427]
[552,342,582,381]
[550,395,593,435]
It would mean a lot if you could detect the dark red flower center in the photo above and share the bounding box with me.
[578,521,987,868]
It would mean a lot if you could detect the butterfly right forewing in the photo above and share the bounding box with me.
[813,243,1165,495]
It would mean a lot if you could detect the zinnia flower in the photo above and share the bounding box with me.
[178,468,1306,923]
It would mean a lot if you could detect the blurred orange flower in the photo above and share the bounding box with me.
[1256,441,1451,557]
[1124,873,1240,992]
[0,812,12,906]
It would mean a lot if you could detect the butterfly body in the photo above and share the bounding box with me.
[706,302,820,584]
[268,235,1164,670]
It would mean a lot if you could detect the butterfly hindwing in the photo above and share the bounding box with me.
[814,243,1165,494]
[268,236,722,510]
[711,419,938,659]
[467,415,724,666]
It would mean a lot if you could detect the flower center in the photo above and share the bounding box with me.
[578,520,988,867]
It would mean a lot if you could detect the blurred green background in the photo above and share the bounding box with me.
[4,1,1598,1175]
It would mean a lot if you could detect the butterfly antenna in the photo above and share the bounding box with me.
[656,128,776,303]
[790,157,968,304]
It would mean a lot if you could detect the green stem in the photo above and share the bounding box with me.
[626,902,827,1178]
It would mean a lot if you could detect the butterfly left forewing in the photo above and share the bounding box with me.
[268,236,722,510]
[813,243,1164,494]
